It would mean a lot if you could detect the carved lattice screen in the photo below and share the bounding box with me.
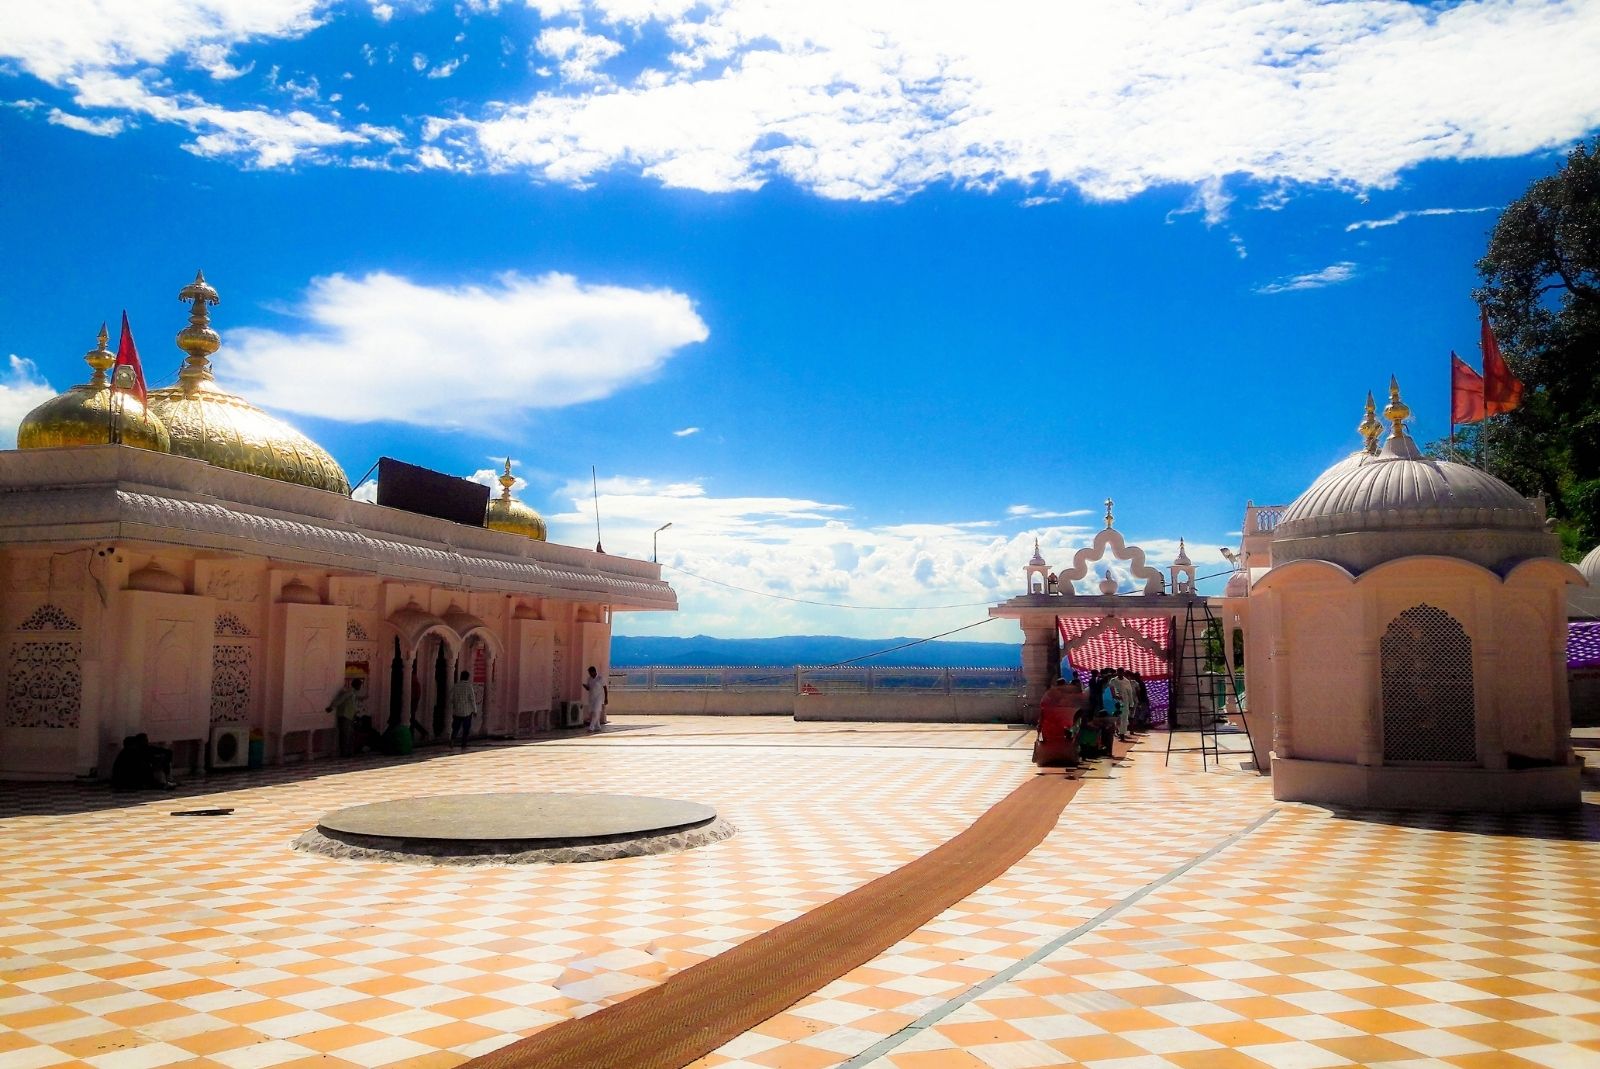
[1380,604,1476,764]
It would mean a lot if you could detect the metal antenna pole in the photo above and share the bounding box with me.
[592,466,604,554]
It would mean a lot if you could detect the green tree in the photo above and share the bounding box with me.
[1453,138,1600,557]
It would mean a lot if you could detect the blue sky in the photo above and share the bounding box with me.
[3,1,1598,642]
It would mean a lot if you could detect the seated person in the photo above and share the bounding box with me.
[111,733,176,790]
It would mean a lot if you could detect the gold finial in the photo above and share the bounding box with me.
[84,323,113,387]
[1104,497,1115,529]
[1382,374,1411,436]
[176,270,221,389]
[1358,390,1382,454]
[499,458,516,499]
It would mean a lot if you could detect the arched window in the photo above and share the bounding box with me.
[1380,604,1476,763]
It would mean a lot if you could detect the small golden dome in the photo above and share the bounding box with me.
[145,272,350,495]
[484,459,548,541]
[16,325,171,453]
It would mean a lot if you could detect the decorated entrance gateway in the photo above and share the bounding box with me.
[990,499,1206,716]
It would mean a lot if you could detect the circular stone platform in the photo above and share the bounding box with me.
[292,792,735,866]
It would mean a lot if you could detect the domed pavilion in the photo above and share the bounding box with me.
[1249,379,1583,810]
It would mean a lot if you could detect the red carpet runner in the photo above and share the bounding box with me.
[464,767,1081,1069]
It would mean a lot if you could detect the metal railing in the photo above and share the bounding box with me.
[612,665,1025,694]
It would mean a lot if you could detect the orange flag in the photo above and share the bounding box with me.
[1481,308,1523,415]
[1451,352,1485,425]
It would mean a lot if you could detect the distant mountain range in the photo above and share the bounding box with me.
[612,634,1021,668]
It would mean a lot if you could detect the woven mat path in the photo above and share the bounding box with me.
[462,769,1081,1069]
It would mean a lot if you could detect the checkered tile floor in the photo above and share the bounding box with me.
[3,719,1598,1069]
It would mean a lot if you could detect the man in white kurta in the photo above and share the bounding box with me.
[583,665,608,733]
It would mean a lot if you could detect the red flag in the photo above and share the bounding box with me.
[1451,351,1486,425]
[112,311,148,405]
[1481,308,1523,415]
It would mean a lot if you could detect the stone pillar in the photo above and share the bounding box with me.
[1357,588,1381,766]
[1020,616,1057,717]
[1473,588,1505,769]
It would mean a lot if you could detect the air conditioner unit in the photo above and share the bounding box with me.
[561,701,584,729]
[209,725,249,769]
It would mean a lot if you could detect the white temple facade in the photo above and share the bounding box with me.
[1,273,674,781]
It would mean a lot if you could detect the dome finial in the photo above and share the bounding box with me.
[1359,390,1382,454]
[1382,375,1411,436]
[499,458,516,499]
[84,323,114,387]
[1104,497,1115,529]
[176,270,221,389]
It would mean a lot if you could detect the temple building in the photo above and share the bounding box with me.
[994,380,1584,811]
[1,274,674,781]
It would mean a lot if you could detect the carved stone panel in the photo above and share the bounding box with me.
[210,643,254,724]
[4,638,82,729]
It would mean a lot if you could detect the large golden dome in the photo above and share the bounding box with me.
[484,459,547,541]
[17,326,171,453]
[146,272,350,495]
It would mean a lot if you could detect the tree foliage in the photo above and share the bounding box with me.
[1435,139,1600,558]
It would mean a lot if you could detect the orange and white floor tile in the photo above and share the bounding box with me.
[4,718,1598,1069]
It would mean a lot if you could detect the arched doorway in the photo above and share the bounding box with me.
[1381,604,1476,763]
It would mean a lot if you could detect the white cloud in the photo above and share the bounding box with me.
[428,56,466,79]
[535,25,624,85]
[224,270,709,426]
[0,1,324,84]
[1007,505,1093,519]
[0,356,56,449]
[546,474,1228,638]
[46,108,126,136]
[672,426,700,437]
[68,71,392,167]
[1345,205,1501,231]
[352,478,379,503]
[426,0,1600,203]
[466,466,527,494]
[1255,261,1358,295]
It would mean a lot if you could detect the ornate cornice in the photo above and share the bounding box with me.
[0,447,675,611]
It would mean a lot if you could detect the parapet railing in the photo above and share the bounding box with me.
[611,665,1025,694]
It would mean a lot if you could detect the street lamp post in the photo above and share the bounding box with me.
[653,522,673,563]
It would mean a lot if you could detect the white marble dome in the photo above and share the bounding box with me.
[1580,543,1600,585]
[1273,400,1557,573]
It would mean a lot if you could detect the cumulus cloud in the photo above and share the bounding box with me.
[672,426,700,437]
[1,1,394,167]
[466,465,527,494]
[223,270,709,426]
[0,356,56,449]
[426,0,1600,202]
[0,1,324,84]
[1345,205,1501,231]
[534,25,624,85]
[545,474,1226,637]
[1255,261,1357,295]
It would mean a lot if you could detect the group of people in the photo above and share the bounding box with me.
[323,664,611,758]
[1034,666,1152,766]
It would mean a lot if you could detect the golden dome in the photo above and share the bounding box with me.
[17,325,171,453]
[484,459,547,541]
[145,272,350,495]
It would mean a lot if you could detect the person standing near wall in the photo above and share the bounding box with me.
[327,678,362,758]
[583,665,608,733]
[449,670,480,750]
